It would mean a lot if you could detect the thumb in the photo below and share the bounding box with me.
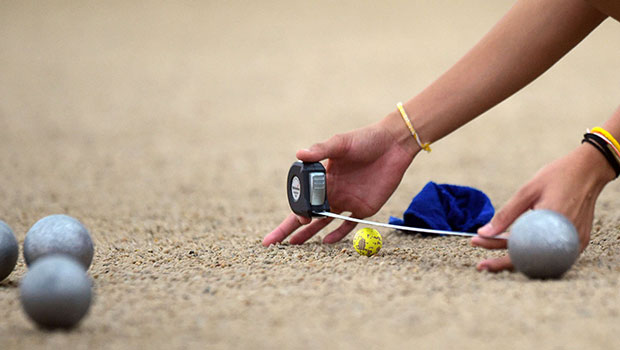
[478,187,538,237]
[296,134,349,162]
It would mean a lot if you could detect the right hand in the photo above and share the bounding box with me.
[470,142,616,272]
[263,113,420,246]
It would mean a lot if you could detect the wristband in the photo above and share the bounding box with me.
[591,127,620,152]
[396,102,431,153]
[590,132,620,165]
[582,133,620,178]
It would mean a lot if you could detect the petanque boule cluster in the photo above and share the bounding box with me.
[0,208,582,335]
[0,214,94,330]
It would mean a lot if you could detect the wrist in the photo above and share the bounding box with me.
[577,142,616,185]
[379,110,422,159]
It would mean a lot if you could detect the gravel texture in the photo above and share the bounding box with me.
[1,1,620,349]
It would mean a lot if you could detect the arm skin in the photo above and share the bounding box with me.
[586,0,620,21]
[398,0,607,145]
[263,0,615,271]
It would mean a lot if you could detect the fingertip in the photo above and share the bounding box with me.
[296,148,319,162]
[476,256,513,273]
[296,142,329,162]
[295,148,309,159]
[297,215,311,225]
[262,229,282,247]
[477,223,493,237]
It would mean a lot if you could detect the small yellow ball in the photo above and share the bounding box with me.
[353,228,382,256]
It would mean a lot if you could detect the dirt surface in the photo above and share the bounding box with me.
[1,1,620,349]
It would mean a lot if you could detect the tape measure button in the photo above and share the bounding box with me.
[291,176,301,202]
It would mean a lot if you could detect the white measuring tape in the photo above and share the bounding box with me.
[315,211,508,240]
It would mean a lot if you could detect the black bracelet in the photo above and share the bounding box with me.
[582,133,620,178]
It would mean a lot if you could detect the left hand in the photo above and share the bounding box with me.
[471,143,616,272]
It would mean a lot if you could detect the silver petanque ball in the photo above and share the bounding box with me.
[24,215,94,269]
[508,210,580,279]
[20,254,92,329]
[0,220,19,282]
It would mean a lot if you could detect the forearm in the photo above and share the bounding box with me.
[385,0,607,152]
[602,106,620,140]
[585,0,620,21]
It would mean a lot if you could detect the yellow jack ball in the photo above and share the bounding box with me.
[353,228,382,256]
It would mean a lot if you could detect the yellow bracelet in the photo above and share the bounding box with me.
[591,127,620,152]
[396,102,431,153]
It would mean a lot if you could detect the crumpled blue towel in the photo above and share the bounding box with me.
[388,182,494,234]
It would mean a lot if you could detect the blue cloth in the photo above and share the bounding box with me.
[389,182,494,234]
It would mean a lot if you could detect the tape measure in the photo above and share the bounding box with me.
[286,161,506,239]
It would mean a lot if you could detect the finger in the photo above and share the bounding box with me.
[478,186,538,238]
[470,235,508,250]
[296,134,350,162]
[296,215,312,225]
[289,217,334,245]
[476,255,514,272]
[263,214,303,246]
[323,219,358,244]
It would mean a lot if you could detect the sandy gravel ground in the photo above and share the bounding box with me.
[1,1,620,349]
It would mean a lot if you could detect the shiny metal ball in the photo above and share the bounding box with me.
[508,210,580,279]
[20,255,92,329]
[24,215,93,269]
[0,220,18,282]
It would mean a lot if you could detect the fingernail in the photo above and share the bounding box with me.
[478,223,492,236]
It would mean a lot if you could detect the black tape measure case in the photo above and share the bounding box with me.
[287,161,330,217]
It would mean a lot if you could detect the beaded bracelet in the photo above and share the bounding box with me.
[396,102,431,153]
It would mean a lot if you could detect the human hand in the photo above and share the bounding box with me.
[263,113,419,246]
[471,143,616,272]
